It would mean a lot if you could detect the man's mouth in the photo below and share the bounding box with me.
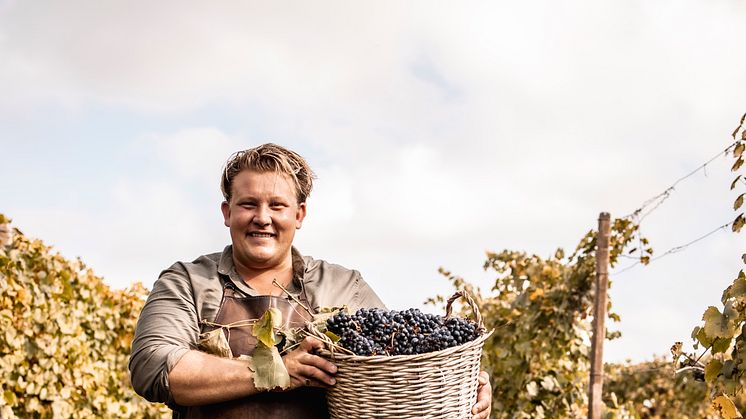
[248,232,276,238]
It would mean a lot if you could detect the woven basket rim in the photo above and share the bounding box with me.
[318,329,493,363]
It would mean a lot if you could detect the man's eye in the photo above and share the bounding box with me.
[270,202,287,208]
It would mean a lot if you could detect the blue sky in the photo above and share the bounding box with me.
[2,0,746,362]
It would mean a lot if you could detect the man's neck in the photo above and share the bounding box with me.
[233,254,294,296]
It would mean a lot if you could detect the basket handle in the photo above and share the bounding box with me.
[444,291,485,333]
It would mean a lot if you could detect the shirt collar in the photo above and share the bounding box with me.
[218,245,305,295]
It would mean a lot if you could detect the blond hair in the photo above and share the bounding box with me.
[220,143,315,203]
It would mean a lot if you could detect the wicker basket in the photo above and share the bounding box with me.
[319,291,492,419]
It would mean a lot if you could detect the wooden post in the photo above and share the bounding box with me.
[588,212,611,419]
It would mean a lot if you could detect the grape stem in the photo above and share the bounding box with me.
[272,278,313,315]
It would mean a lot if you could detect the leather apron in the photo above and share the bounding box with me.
[186,283,330,419]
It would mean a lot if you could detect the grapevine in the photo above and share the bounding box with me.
[677,112,746,418]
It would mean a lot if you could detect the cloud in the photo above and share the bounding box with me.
[2,0,746,362]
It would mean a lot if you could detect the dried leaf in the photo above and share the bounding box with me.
[253,307,283,348]
[529,288,544,301]
[670,341,682,359]
[705,359,723,383]
[197,328,232,358]
[733,157,744,172]
[712,394,742,419]
[735,142,746,158]
[279,327,306,351]
[251,342,290,391]
[311,307,347,332]
[735,194,745,211]
[733,113,746,139]
[732,175,743,191]
[733,214,745,233]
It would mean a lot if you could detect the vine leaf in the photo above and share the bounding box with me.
[736,194,745,211]
[733,157,745,172]
[705,359,723,382]
[712,337,733,354]
[197,328,233,358]
[735,142,745,158]
[733,113,746,139]
[696,326,712,348]
[724,271,746,303]
[325,330,341,343]
[733,214,746,233]
[253,307,283,348]
[703,306,736,339]
[670,341,683,368]
[733,175,743,191]
[712,394,742,419]
[251,341,291,391]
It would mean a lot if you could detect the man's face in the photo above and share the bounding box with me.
[221,170,306,271]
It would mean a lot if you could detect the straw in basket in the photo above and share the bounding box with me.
[317,291,493,419]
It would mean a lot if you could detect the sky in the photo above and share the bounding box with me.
[1,0,745,363]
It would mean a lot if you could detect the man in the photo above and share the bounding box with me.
[129,143,492,418]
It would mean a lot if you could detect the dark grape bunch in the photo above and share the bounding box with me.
[326,308,478,356]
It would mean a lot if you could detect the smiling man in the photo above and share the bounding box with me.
[129,143,492,418]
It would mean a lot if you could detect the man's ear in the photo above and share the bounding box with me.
[296,202,307,229]
[221,201,231,227]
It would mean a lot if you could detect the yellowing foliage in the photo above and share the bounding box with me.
[0,215,169,418]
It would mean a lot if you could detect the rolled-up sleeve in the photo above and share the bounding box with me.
[129,263,199,404]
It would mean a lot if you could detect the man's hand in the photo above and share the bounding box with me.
[471,371,492,419]
[282,337,337,390]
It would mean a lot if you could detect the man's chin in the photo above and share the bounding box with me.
[240,249,282,266]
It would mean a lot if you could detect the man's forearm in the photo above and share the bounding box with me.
[169,350,263,406]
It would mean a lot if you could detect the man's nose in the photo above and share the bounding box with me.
[252,206,271,225]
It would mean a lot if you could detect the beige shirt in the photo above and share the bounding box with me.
[129,246,385,406]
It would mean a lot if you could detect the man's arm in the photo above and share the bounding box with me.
[130,264,337,407]
[169,337,337,406]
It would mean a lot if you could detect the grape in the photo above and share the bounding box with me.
[326,308,479,356]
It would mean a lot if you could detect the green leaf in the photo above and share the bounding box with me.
[697,326,713,347]
[705,359,723,382]
[253,307,283,348]
[712,394,742,419]
[735,194,745,211]
[3,390,17,406]
[325,330,341,343]
[703,306,735,339]
[197,328,233,358]
[251,342,290,391]
[712,337,733,354]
